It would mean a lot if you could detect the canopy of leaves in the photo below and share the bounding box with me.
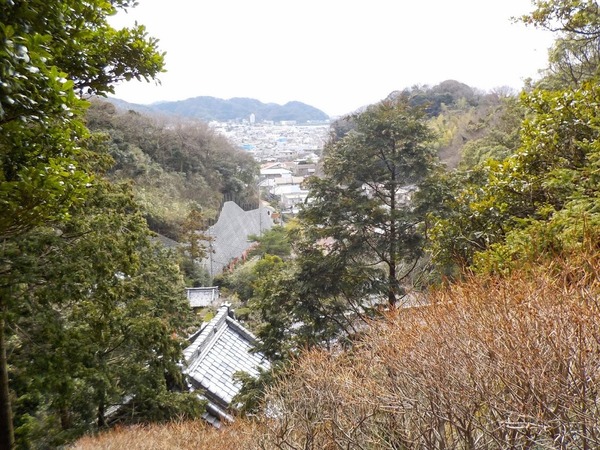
[522,0,600,88]
[2,0,164,98]
[427,81,600,276]
[421,2,600,278]
[1,0,165,237]
[302,97,438,305]
[0,1,194,447]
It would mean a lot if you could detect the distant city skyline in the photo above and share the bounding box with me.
[109,0,556,117]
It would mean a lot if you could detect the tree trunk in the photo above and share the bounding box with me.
[388,167,398,307]
[0,310,15,450]
[97,391,107,429]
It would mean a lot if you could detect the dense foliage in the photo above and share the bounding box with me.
[522,0,600,88]
[85,100,259,240]
[9,181,203,448]
[427,80,600,277]
[300,97,438,306]
[0,0,209,447]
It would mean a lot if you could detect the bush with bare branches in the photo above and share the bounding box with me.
[258,251,600,449]
[72,251,600,450]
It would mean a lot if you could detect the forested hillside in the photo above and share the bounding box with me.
[327,79,522,170]
[411,81,523,169]
[85,99,259,240]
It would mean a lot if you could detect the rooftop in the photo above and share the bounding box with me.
[183,304,270,425]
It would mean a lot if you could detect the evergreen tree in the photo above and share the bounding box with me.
[238,99,438,412]
[8,181,203,447]
[299,97,437,306]
[1,0,164,446]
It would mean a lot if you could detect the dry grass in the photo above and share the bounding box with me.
[71,419,265,450]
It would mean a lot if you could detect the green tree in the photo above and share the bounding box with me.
[424,1,600,276]
[299,97,437,306]
[236,239,381,412]
[473,82,600,272]
[520,0,600,38]
[0,0,164,446]
[427,82,600,275]
[8,181,203,448]
[422,166,496,274]
[521,0,600,88]
[248,226,292,259]
[248,250,372,359]
[236,99,439,415]
[241,99,437,409]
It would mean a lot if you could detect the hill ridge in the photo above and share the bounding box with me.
[107,95,330,123]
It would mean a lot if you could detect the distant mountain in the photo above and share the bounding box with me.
[106,96,330,123]
[103,97,158,115]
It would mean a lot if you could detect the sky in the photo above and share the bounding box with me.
[109,0,556,117]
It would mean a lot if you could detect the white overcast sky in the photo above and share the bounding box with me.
[109,0,555,117]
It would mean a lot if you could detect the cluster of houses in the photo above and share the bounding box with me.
[210,121,328,164]
[259,157,319,215]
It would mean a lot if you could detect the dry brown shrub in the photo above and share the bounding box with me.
[70,419,266,450]
[70,252,600,450]
[260,251,600,449]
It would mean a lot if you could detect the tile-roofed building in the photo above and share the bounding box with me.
[186,286,220,308]
[260,167,293,179]
[183,304,270,426]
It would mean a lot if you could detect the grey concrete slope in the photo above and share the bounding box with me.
[201,201,273,277]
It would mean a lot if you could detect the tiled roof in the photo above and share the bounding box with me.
[186,286,219,308]
[184,304,270,420]
[260,168,292,176]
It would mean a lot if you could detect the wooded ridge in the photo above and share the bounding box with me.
[107,96,330,123]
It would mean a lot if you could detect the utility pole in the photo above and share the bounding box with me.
[258,183,262,237]
[208,231,214,280]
